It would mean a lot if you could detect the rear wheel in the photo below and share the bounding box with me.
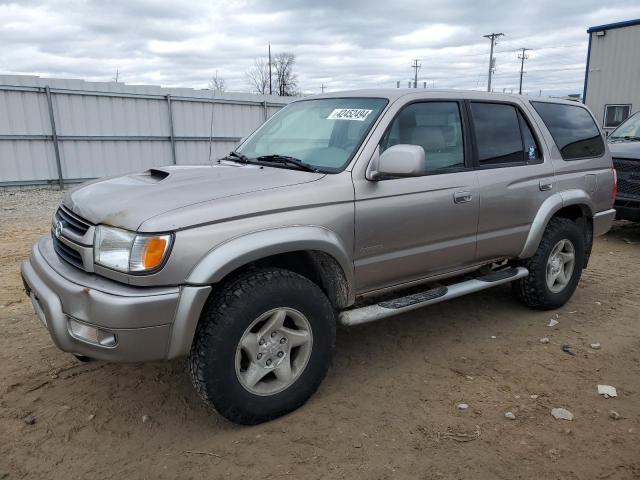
[189,268,335,425]
[514,217,585,310]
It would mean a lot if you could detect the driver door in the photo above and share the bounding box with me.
[353,100,479,293]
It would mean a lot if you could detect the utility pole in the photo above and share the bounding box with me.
[268,43,272,95]
[411,59,421,88]
[483,33,504,92]
[321,83,325,94]
[517,48,531,95]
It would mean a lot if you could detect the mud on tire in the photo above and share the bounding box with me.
[189,268,336,425]
[514,217,585,310]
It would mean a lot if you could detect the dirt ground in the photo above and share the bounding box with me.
[1,188,639,480]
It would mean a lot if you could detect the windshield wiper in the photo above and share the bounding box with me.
[611,135,640,142]
[256,154,320,173]
[221,151,252,164]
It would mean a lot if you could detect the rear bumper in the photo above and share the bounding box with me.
[21,235,210,362]
[593,209,616,236]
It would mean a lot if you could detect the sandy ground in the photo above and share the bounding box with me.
[1,188,639,480]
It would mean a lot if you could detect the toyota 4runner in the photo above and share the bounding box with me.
[22,90,616,424]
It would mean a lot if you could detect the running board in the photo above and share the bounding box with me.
[339,267,529,327]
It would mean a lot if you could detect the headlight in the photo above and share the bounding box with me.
[94,225,172,273]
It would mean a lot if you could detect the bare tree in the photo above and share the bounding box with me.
[208,72,226,93]
[273,52,297,96]
[245,57,271,94]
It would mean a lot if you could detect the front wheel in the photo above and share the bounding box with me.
[514,217,585,310]
[189,268,336,425]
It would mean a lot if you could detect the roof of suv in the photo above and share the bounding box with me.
[298,89,585,106]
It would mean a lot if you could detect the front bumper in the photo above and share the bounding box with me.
[21,235,211,362]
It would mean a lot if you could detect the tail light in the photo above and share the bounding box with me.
[611,168,617,200]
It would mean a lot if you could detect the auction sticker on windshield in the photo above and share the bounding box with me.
[327,109,373,121]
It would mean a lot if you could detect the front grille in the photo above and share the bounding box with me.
[56,207,91,237]
[52,235,84,269]
[613,158,640,197]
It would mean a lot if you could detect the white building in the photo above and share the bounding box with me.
[583,19,640,132]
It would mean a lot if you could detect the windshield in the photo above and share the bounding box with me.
[237,97,388,172]
[610,111,640,140]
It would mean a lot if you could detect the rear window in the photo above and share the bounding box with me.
[531,102,604,160]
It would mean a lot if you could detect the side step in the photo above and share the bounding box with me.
[339,267,529,327]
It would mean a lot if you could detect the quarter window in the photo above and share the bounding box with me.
[470,103,534,166]
[380,102,465,172]
[604,104,631,128]
[518,111,540,162]
[531,101,605,160]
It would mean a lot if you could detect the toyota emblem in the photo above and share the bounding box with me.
[54,220,64,238]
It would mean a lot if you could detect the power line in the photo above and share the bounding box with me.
[517,48,531,94]
[492,65,584,76]
[483,33,504,92]
[456,43,584,59]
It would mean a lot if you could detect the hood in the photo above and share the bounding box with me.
[64,164,324,231]
[608,140,640,160]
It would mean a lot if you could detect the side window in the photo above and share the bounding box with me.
[531,101,605,160]
[380,102,464,172]
[470,103,524,166]
[518,111,540,163]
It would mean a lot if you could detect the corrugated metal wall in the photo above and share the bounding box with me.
[0,75,292,186]
[584,24,640,131]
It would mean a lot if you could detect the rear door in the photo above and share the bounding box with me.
[468,101,555,262]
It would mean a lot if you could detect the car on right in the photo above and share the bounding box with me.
[609,111,640,222]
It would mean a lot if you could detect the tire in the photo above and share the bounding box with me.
[514,217,585,310]
[189,268,336,425]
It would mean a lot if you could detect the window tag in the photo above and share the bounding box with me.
[327,109,373,121]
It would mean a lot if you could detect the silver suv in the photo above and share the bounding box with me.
[22,90,616,424]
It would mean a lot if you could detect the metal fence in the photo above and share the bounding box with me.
[0,75,293,187]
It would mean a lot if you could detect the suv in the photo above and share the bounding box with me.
[608,111,640,221]
[22,90,616,424]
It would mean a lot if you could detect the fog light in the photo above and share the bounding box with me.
[68,318,117,347]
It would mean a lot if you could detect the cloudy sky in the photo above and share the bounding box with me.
[1,0,639,96]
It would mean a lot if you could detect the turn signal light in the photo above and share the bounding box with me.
[143,237,168,270]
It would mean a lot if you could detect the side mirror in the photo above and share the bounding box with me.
[367,144,426,180]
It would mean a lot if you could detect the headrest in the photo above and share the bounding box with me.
[410,126,446,151]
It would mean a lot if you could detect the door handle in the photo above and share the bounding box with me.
[539,180,553,191]
[453,191,473,204]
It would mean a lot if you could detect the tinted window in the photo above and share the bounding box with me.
[381,102,464,172]
[470,103,523,165]
[531,102,605,160]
